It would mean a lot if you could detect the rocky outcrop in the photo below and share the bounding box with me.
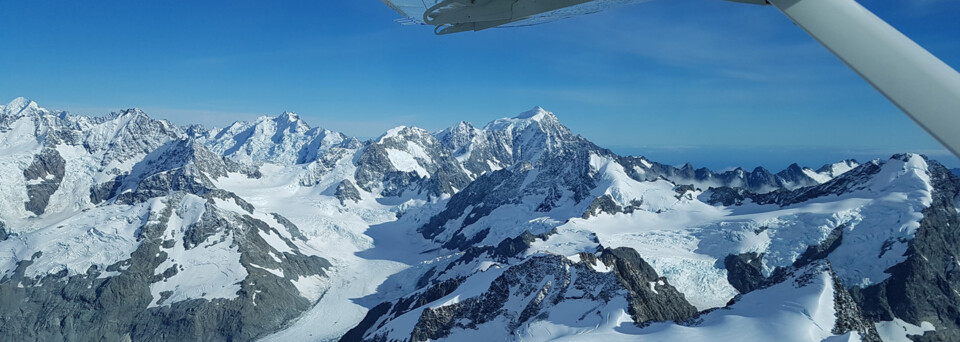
[418,166,525,243]
[354,127,472,198]
[335,180,362,205]
[599,247,699,325]
[830,269,882,342]
[793,224,845,268]
[22,148,66,215]
[724,252,765,294]
[581,194,643,218]
[346,244,697,342]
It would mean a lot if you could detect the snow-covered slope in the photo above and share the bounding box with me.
[1,97,956,342]
[0,98,328,341]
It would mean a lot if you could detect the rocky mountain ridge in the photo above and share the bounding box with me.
[0,97,954,342]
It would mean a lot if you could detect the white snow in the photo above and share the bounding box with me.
[875,318,936,342]
[386,148,429,177]
[803,168,833,183]
[291,274,326,301]
[258,229,294,254]
[0,117,42,220]
[378,126,408,143]
[249,263,285,278]
[214,161,432,341]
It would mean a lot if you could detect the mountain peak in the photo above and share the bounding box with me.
[816,159,860,176]
[513,106,554,121]
[485,107,564,132]
[7,96,32,109]
[119,108,146,116]
[377,125,435,144]
[2,97,43,117]
[274,111,311,132]
[378,125,408,142]
[104,108,149,122]
[280,111,301,122]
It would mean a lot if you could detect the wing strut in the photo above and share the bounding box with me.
[766,0,960,157]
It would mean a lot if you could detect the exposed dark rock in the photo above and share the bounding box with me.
[418,167,521,242]
[340,302,393,342]
[724,252,765,294]
[793,225,845,268]
[182,205,230,250]
[271,213,307,241]
[23,148,66,215]
[96,139,259,205]
[491,229,556,262]
[422,149,604,249]
[618,157,828,194]
[206,189,255,213]
[674,184,697,200]
[830,268,882,342]
[89,178,118,204]
[347,244,696,342]
[599,247,699,325]
[336,179,362,205]
[354,128,472,198]
[582,194,621,219]
[394,277,466,319]
[536,185,562,212]
[442,228,490,251]
[407,256,580,341]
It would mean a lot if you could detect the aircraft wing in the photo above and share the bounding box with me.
[381,0,649,34]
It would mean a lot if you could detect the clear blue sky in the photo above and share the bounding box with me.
[1,0,958,170]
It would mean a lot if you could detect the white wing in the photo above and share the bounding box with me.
[380,0,650,34]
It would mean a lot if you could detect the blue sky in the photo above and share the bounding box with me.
[1,0,958,170]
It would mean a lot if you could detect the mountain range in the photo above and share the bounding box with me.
[1,97,957,342]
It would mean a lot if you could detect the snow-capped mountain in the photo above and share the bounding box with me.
[1,97,956,342]
[196,111,351,165]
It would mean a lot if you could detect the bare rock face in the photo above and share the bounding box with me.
[354,126,472,199]
[724,252,765,294]
[830,269,882,342]
[342,242,698,342]
[22,148,65,215]
[598,247,699,325]
[335,180,362,205]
